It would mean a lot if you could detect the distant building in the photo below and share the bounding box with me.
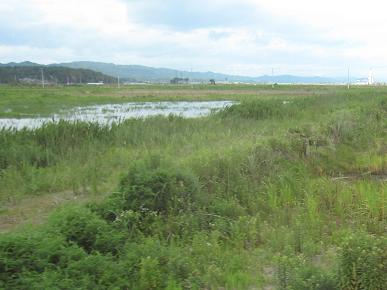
[87,82,104,85]
[353,78,368,85]
[170,77,189,84]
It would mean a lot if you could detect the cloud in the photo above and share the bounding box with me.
[126,0,264,30]
[1,0,387,78]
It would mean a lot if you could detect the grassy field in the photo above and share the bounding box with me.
[0,84,370,117]
[0,84,386,289]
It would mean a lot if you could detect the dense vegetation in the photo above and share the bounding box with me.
[0,85,386,289]
[0,66,115,85]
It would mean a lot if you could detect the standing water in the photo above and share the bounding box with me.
[0,101,236,130]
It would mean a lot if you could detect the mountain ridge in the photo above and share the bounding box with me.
[0,61,343,84]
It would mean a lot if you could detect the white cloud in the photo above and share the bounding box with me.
[0,44,74,63]
[1,0,387,78]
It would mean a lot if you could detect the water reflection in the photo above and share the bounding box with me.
[0,101,236,130]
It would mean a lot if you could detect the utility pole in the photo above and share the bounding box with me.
[190,67,193,89]
[41,68,45,88]
[117,76,120,88]
[368,68,374,85]
[347,67,350,90]
[271,68,274,88]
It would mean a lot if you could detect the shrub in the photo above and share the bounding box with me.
[0,231,85,288]
[138,256,164,290]
[290,266,337,290]
[276,254,338,290]
[64,254,130,289]
[48,206,126,253]
[97,160,199,221]
[338,233,387,290]
[276,254,337,290]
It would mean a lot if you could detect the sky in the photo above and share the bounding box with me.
[1,0,387,78]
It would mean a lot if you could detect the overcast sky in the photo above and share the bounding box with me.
[1,0,387,78]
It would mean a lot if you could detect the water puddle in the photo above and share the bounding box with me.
[0,101,236,130]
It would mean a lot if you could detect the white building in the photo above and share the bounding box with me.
[87,82,104,85]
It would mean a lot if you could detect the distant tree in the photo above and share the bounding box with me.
[209,79,216,85]
[0,66,115,85]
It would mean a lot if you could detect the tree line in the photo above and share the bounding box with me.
[0,66,115,84]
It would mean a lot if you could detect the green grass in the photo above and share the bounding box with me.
[0,84,386,289]
[1,83,382,117]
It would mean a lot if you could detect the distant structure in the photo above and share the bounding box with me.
[368,69,374,85]
[354,78,368,85]
[170,77,189,84]
[87,82,104,85]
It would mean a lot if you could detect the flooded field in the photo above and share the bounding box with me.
[0,101,235,130]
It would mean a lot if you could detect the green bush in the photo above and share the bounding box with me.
[138,256,164,290]
[119,165,198,214]
[23,254,130,289]
[48,206,126,254]
[64,254,130,289]
[276,254,337,290]
[290,266,337,290]
[338,233,387,290]
[0,231,85,289]
[95,159,199,222]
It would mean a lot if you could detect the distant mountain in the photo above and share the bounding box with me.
[1,61,342,84]
[54,61,340,84]
[254,74,338,84]
[0,61,41,67]
[53,61,252,83]
[0,64,115,84]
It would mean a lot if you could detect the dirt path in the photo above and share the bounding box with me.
[0,191,104,233]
